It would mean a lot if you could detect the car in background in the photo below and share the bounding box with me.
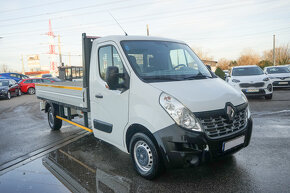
[264,66,290,88]
[227,65,273,99]
[0,73,29,82]
[0,79,22,100]
[46,77,63,82]
[18,78,54,95]
[42,74,53,78]
[223,70,229,77]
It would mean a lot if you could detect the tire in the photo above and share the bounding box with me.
[129,133,163,180]
[47,106,62,130]
[6,91,11,100]
[17,89,22,96]
[265,94,272,100]
[28,87,35,95]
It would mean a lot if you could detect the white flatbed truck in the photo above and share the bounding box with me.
[37,33,253,179]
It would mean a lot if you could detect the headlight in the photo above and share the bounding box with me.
[159,92,202,131]
[232,79,240,83]
[263,77,269,81]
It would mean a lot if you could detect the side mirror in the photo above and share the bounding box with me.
[206,65,212,71]
[106,66,119,90]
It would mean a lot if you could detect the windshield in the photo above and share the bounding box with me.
[0,80,9,86]
[266,67,290,74]
[232,66,264,76]
[121,40,213,82]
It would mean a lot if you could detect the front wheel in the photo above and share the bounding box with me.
[17,89,22,96]
[47,107,62,130]
[265,94,272,100]
[129,133,163,180]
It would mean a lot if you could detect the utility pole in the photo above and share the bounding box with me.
[273,35,276,66]
[58,35,63,66]
[69,52,71,66]
[21,55,24,74]
[146,24,149,36]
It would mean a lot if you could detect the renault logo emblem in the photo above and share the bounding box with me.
[226,105,235,121]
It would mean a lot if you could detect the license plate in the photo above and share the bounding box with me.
[278,82,288,85]
[246,89,259,92]
[223,135,245,152]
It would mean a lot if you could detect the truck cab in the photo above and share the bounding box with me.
[37,34,252,179]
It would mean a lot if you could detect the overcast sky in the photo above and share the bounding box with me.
[0,0,289,71]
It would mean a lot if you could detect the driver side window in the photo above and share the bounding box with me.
[98,45,129,91]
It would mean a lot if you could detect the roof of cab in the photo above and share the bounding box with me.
[94,35,186,44]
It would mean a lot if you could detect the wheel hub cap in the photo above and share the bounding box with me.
[134,140,153,172]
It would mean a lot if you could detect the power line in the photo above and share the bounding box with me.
[0,0,133,22]
[0,0,270,26]
[0,0,72,14]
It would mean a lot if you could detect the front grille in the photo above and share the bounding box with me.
[198,107,247,139]
[239,82,264,88]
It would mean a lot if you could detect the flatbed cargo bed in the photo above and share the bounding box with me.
[36,81,88,110]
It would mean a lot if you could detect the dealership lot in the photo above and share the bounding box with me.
[0,89,290,192]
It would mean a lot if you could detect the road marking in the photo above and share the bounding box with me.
[37,84,83,91]
[56,116,93,133]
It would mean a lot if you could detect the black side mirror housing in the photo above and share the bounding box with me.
[106,66,119,90]
[206,65,212,71]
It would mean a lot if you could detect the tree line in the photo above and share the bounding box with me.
[217,44,290,70]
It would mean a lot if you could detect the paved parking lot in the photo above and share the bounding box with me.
[0,89,290,192]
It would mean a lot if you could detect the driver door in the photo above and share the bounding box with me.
[90,42,130,148]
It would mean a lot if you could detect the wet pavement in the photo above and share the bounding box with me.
[0,89,290,192]
[0,95,82,167]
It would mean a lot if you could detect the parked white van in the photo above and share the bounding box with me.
[36,34,253,179]
[227,65,273,99]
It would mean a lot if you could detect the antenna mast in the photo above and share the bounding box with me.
[108,12,128,36]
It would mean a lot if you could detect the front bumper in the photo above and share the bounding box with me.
[230,83,272,96]
[0,92,8,98]
[272,80,290,88]
[153,118,253,168]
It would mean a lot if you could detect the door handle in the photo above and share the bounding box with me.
[95,94,103,98]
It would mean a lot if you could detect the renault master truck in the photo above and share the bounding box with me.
[36,33,253,179]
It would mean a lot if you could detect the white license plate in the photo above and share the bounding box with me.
[278,82,288,85]
[246,89,259,93]
[223,135,245,152]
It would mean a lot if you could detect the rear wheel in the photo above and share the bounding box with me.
[265,94,272,100]
[47,106,62,130]
[6,91,11,100]
[129,133,163,180]
[28,87,35,95]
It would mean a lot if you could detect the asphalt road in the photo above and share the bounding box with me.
[0,94,82,166]
[0,89,290,193]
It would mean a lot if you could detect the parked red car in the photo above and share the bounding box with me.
[19,78,54,95]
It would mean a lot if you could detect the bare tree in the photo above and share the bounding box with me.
[192,47,213,61]
[263,44,290,65]
[217,58,231,70]
[0,64,9,73]
[237,49,260,66]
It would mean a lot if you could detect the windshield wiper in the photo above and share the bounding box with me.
[143,76,184,81]
[183,73,212,80]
